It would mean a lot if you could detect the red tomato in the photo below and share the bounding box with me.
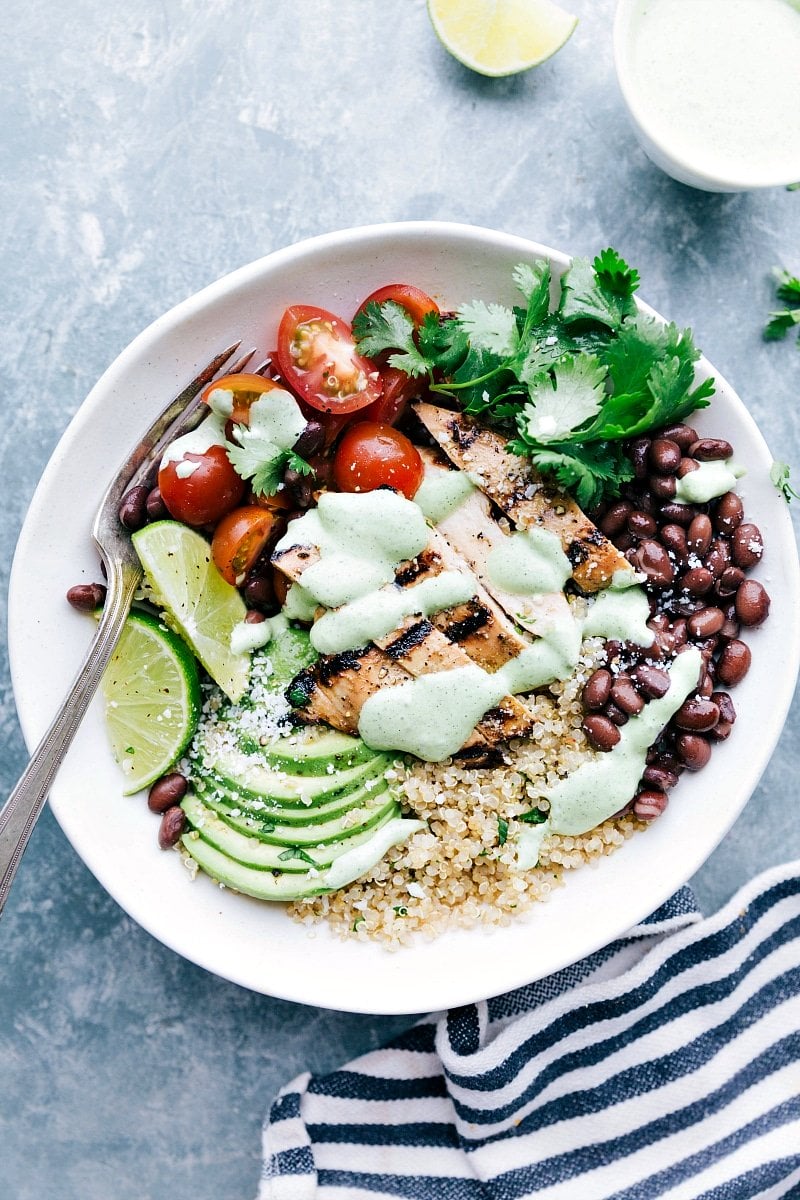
[333,422,424,500]
[354,284,440,326]
[211,507,282,587]
[201,373,282,425]
[360,367,424,427]
[158,445,245,527]
[275,305,382,415]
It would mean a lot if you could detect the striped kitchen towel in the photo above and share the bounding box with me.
[260,860,800,1199]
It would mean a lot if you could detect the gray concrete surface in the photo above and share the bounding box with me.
[1,1,799,1196]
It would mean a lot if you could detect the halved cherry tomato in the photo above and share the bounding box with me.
[333,422,424,500]
[211,506,282,587]
[360,366,424,427]
[201,373,282,426]
[158,445,245,527]
[275,305,382,415]
[354,283,439,327]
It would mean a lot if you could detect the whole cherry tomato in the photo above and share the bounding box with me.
[158,443,245,527]
[275,305,382,415]
[333,422,424,500]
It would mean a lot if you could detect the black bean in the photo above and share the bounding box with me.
[660,524,689,564]
[628,510,658,538]
[714,492,744,534]
[675,734,712,771]
[632,663,671,698]
[659,503,697,527]
[293,419,325,459]
[735,580,770,627]
[659,424,698,452]
[148,773,188,814]
[705,538,731,578]
[244,609,266,624]
[711,692,736,724]
[583,668,613,710]
[630,438,651,480]
[687,514,713,556]
[732,523,764,569]
[634,790,669,820]
[600,501,633,537]
[642,764,680,790]
[677,457,699,478]
[708,719,734,742]
[145,486,168,521]
[610,677,645,715]
[688,607,725,639]
[716,639,752,686]
[670,618,688,648]
[118,485,149,531]
[605,703,630,727]
[674,697,720,732]
[636,540,674,585]
[716,567,745,597]
[158,806,187,849]
[650,438,682,474]
[682,567,714,596]
[689,438,733,461]
[650,474,677,500]
[583,715,621,751]
[66,582,106,611]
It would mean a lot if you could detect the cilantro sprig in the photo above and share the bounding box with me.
[352,249,714,507]
[770,461,799,503]
[224,389,314,497]
[764,268,800,345]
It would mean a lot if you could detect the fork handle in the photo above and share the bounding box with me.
[0,560,141,917]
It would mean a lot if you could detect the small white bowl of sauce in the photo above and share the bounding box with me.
[614,0,800,192]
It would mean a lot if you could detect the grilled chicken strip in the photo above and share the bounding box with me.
[413,402,630,593]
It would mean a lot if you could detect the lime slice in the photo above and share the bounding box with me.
[427,0,577,76]
[132,521,250,702]
[102,609,201,795]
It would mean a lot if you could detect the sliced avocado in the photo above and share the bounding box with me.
[253,728,376,777]
[198,787,399,846]
[180,813,426,901]
[181,791,398,871]
[190,750,388,807]
[194,772,392,827]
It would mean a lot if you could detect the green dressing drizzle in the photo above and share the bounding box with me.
[414,466,476,523]
[486,527,572,596]
[674,459,745,504]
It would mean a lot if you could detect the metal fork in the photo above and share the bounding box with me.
[0,341,251,917]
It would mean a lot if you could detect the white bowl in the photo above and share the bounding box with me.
[613,0,800,193]
[8,222,800,1013]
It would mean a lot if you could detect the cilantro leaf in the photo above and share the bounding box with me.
[513,260,552,328]
[224,388,309,496]
[770,460,800,503]
[558,256,637,330]
[519,808,548,825]
[774,268,800,307]
[519,355,606,443]
[764,309,800,342]
[509,439,633,509]
[497,817,509,846]
[352,300,429,376]
[416,312,469,375]
[592,247,640,298]
[456,300,520,357]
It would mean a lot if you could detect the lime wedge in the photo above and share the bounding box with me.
[132,521,250,702]
[102,609,201,795]
[427,0,577,76]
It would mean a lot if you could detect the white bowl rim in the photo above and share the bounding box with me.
[612,0,800,192]
[8,220,800,1013]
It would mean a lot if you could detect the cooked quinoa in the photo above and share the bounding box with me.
[289,637,645,946]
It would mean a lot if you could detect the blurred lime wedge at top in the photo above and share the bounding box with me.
[132,521,250,702]
[102,609,201,795]
[428,0,577,76]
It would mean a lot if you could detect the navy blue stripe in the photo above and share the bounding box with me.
[694,1155,800,1200]
[269,1091,302,1123]
[495,1094,800,1199]
[308,1070,447,1102]
[306,1121,461,1148]
[317,1170,484,1198]
[447,1007,481,1055]
[269,1146,315,1176]
[387,1023,437,1054]
[446,877,800,1093]
[451,918,800,1125]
